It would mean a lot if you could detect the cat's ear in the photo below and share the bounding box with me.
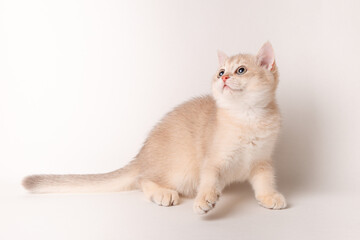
[256,42,275,71]
[217,50,228,66]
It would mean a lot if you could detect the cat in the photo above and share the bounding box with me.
[23,42,287,214]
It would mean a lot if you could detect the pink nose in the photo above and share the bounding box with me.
[222,75,230,82]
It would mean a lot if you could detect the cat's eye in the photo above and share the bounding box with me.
[236,66,247,75]
[218,69,225,78]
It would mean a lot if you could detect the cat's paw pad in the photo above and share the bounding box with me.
[193,191,220,215]
[256,192,287,210]
[151,189,180,207]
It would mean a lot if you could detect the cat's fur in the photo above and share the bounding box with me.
[23,42,286,214]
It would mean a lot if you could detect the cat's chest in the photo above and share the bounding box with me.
[236,127,267,150]
[219,125,276,183]
[218,121,278,163]
[229,123,271,148]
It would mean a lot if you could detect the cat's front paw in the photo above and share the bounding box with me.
[150,189,180,207]
[193,190,220,215]
[256,192,287,210]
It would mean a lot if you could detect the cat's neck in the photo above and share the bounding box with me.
[216,98,278,124]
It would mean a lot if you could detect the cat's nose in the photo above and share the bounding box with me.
[222,75,230,82]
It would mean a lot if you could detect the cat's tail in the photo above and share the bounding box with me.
[22,164,139,194]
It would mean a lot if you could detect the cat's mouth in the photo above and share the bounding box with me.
[223,84,243,92]
[223,85,232,90]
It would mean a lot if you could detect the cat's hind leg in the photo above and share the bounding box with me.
[140,180,180,207]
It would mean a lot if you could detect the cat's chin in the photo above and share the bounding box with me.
[212,88,245,104]
[223,85,243,92]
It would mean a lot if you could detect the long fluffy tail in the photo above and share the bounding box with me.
[22,166,139,194]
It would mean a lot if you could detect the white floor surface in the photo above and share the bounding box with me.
[1,183,358,240]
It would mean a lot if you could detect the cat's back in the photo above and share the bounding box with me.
[142,95,217,157]
[172,95,216,118]
[159,95,217,135]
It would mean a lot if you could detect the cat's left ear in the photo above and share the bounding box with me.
[217,50,228,66]
[256,42,275,71]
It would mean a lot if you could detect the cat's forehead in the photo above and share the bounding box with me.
[224,54,256,69]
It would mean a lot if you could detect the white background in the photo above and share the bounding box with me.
[1,0,359,239]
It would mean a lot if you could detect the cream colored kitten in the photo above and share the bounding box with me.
[23,42,286,214]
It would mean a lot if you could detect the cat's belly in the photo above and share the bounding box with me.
[221,137,275,185]
[221,153,252,186]
[166,136,276,196]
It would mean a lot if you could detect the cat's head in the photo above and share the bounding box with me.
[212,42,279,110]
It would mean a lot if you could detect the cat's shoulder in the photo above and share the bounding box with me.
[174,95,216,112]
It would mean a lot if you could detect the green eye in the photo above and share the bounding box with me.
[236,66,247,75]
[218,69,225,78]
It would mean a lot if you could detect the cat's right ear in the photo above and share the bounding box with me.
[217,50,228,66]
